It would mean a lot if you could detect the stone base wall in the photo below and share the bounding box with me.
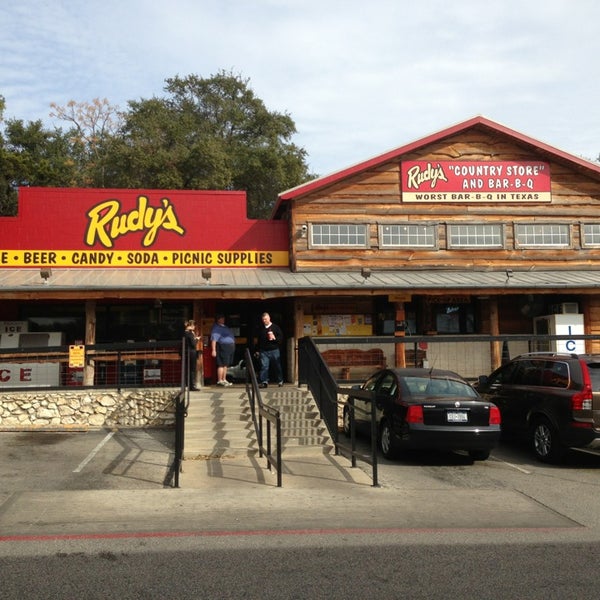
[0,388,179,430]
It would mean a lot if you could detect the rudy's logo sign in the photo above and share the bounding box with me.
[405,162,449,189]
[85,195,185,248]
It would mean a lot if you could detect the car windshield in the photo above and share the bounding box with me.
[404,376,478,398]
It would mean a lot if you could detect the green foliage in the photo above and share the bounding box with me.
[0,119,78,214]
[0,72,313,217]
[109,71,313,217]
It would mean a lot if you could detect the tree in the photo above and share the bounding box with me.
[0,72,314,217]
[50,98,123,187]
[108,71,313,217]
[0,94,14,214]
[0,115,76,215]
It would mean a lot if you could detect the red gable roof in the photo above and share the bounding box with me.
[274,115,600,215]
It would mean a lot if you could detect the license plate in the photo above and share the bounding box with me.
[447,411,468,423]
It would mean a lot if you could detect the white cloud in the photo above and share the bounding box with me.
[1,0,599,174]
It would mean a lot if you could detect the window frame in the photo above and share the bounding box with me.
[514,223,571,249]
[308,223,369,248]
[581,222,600,248]
[378,222,438,249]
[446,223,505,249]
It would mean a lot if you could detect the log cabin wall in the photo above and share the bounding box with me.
[291,128,600,272]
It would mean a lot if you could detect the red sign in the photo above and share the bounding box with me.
[0,188,289,268]
[402,161,551,202]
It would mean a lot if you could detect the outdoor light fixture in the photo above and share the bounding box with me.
[505,269,514,284]
[361,267,372,283]
[300,224,308,238]
[40,268,52,283]
[201,268,212,284]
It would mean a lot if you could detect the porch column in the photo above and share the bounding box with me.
[394,302,406,368]
[490,298,501,370]
[83,300,96,385]
[194,300,203,388]
[293,299,305,384]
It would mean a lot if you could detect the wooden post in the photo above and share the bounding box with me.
[490,298,501,371]
[394,302,406,368]
[83,300,96,386]
[293,299,304,384]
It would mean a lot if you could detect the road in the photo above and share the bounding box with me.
[0,429,599,599]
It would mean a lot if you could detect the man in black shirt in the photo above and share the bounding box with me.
[255,312,284,388]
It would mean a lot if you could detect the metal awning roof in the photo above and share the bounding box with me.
[2,268,600,293]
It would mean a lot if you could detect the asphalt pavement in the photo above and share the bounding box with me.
[0,428,579,540]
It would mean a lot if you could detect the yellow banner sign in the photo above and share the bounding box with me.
[0,250,289,268]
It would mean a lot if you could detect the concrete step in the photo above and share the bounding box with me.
[184,385,334,458]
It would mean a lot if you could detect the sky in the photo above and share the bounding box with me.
[1,0,600,177]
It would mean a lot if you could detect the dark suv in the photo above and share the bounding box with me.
[477,353,600,462]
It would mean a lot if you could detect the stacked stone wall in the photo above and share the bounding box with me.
[0,388,178,430]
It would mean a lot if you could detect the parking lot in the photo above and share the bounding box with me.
[0,428,176,492]
[2,426,600,549]
[1,427,600,502]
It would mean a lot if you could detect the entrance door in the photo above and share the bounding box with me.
[202,300,291,385]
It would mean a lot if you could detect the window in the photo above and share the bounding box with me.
[447,224,503,248]
[379,223,436,248]
[310,223,368,247]
[512,359,544,386]
[488,361,521,386]
[434,304,475,334]
[378,373,397,396]
[541,361,569,388]
[515,223,570,247]
[582,223,600,247]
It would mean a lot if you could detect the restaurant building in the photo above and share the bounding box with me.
[2,115,600,386]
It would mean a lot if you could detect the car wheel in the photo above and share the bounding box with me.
[342,406,351,437]
[530,417,565,463]
[468,449,490,461]
[379,419,398,459]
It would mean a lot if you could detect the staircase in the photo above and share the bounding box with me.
[265,387,333,454]
[183,385,333,459]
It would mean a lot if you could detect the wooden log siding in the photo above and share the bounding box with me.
[587,296,600,354]
[292,130,600,273]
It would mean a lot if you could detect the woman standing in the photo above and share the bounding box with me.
[184,320,199,391]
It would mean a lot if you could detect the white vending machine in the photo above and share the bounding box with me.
[533,313,585,354]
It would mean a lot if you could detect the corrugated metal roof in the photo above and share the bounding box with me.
[3,267,600,293]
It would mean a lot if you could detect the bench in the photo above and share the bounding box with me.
[321,348,386,381]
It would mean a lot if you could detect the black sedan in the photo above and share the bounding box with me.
[343,368,501,460]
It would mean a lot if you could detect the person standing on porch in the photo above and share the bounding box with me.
[210,313,236,386]
[183,319,200,391]
[255,312,284,388]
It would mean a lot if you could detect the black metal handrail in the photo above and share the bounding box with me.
[169,338,188,488]
[335,386,378,487]
[298,336,338,436]
[245,348,282,487]
[298,336,379,486]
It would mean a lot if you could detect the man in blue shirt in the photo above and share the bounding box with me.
[210,314,236,386]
